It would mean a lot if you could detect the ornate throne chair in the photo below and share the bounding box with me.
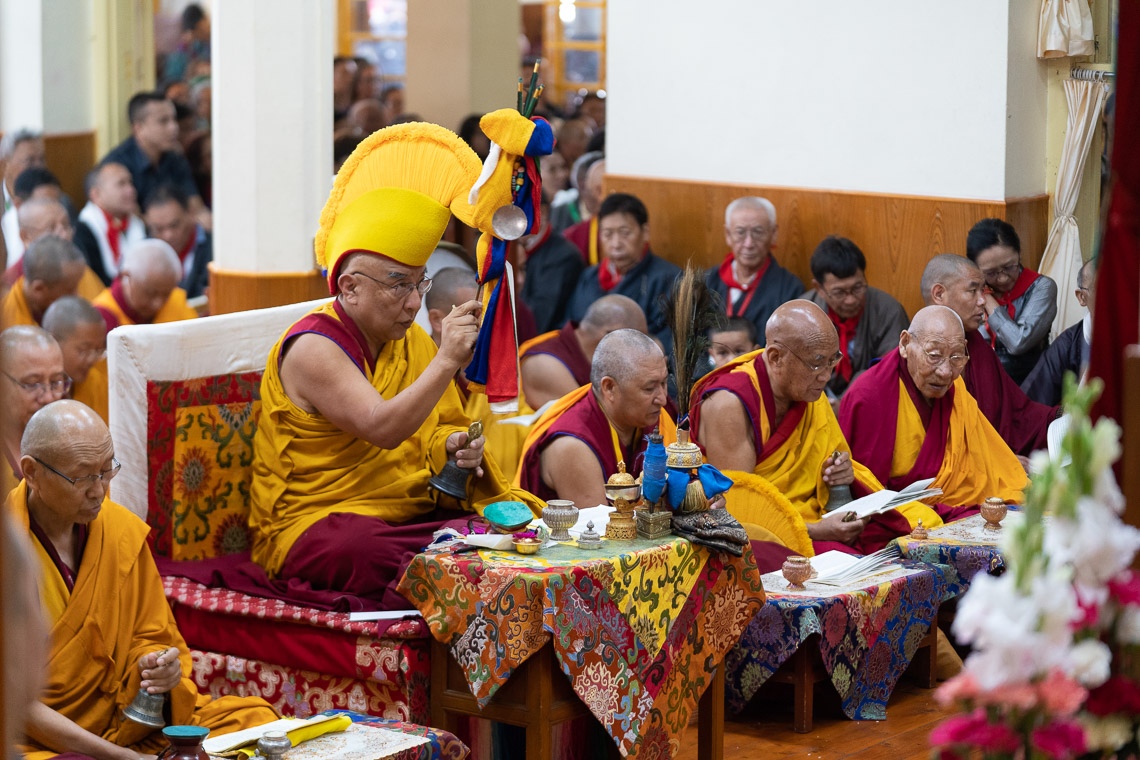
[107,299,431,722]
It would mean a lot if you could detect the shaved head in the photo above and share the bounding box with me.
[908,304,964,338]
[765,299,836,353]
[0,325,60,371]
[581,294,648,336]
[591,328,662,390]
[17,197,71,243]
[21,399,109,461]
[920,254,978,304]
[424,266,477,313]
[121,238,182,281]
[42,296,105,340]
[22,235,85,285]
[0,326,67,434]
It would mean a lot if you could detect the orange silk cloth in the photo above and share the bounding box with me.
[72,359,109,423]
[249,301,542,576]
[691,351,942,529]
[6,481,275,758]
[91,284,197,327]
[890,377,1027,506]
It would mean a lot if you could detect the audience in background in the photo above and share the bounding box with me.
[801,236,909,400]
[1022,258,1096,406]
[92,238,199,329]
[705,196,803,347]
[74,162,146,286]
[42,295,109,423]
[707,317,760,371]
[561,156,607,262]
[2,236,87,329]
[142,184,213,299]
[518,201,585,333]
[967,218,1058,384]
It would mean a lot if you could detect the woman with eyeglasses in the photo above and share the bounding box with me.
[966,218,1058,384]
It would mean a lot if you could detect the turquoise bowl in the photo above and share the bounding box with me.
[484,501,535,533]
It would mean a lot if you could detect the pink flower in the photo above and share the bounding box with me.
[1036,669,1088,716]
[1031,721,1086,759]
[935,671,981,708]
[1109,571,1140,606]
[930,709,1020,753]
[981,681,1038,711]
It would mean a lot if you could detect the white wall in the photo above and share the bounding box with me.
[607,0,1048,201]
[0,0,46,131]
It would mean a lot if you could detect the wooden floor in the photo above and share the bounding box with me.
[675,679,948,760]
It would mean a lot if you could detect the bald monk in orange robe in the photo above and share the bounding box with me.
[250,121,543,609]
[517,329,675,507]
[1,236,88,329]
[92,239,197,330]
[10,401,276,760]
[839,305,1027,508]
[691,300,945,556]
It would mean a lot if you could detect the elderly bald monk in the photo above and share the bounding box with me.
[691,300,944,555]
[517,329,674,507]
[839,306,1027,509]
[1,326,69,497]
[1,236,87,329]
[250,122,542,609]
[93,239,198,330]
[43,296,109,423]
[3,198,105,300]
[920,254,1058,457]
[519,293,648,409]
[8,401,277,760]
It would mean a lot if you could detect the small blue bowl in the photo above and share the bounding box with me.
[484,501,535,533]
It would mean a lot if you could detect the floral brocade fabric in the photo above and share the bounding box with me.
[397,538,767,759]
[725,562,962,720]
[146,372,263,559]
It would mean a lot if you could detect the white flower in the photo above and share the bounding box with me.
[1044,499,1140,589]
[1117,606,1140,644]
[1089,418,1123,477]
[1028,450,1053,477]
[1078,714,1133,751]
[1094,466,1126,514]
[1068,638,1111,687]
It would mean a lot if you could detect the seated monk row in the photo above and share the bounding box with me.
[2,235,89,330]
[43,296,110,423]
[517,329,675,507]
[8,401,277,759]
[839,305,1027,508]
[93,238,198,330]
[519,293,647,409]
[2,326,69,498]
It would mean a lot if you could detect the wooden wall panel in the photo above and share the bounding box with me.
[605,175,1049,317]
[209,266,330,315]
[44,131,97,208]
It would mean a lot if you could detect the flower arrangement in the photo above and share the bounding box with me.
[931,377,1140,760]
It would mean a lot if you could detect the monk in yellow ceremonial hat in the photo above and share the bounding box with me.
[249,119,543,609]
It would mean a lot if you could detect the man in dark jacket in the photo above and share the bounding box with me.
[704,196,802,346]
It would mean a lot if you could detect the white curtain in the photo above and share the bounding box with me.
[1038,77,1109,338]
[1038,0,1095,58]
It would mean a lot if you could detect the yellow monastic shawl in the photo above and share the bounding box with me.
[891,376,1027,506]
[91,285,197,327]
[714,353,942,530]
[1,277,36,328]
[5,482,275,758]
[72,359,109,424]
[249,301,542,575]
[0,270,105,329]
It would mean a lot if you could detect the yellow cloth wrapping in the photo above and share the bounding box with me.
[220,714,353,759]
[713,353,943,531]
[5,481,276,759]
[91,285,198,326]
[72,359,109,423]
[77,267,104,301]
[1,277,36,327]
[891,377,1027,506]
[249,301,543,576]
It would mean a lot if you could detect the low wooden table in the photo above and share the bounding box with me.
[430,638,726,758]
[724,562,958,733]
[399,537,765,758]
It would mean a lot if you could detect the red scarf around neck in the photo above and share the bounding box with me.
[717,252,770,317]
[597,245,647,292]
[989,266,1039,347]
[101,208,129,265]
[828,307,862,381]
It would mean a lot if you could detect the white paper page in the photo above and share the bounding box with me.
[828,489,896,518]
[347,609,423,622]
[899,478,936,494]
[203,714,339,754]
[807,550,860,577]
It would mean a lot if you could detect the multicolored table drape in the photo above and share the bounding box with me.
[724,561,962,720]
[397,538,766,759]
[895,513,1018,588]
